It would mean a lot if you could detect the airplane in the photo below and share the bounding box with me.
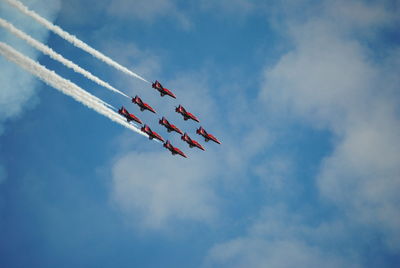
[141,124,164,142]
[175,105,200,122]
[196,126,221,144]
[159,117,183,135]
[164,140,187,158]
[118,106,143,124]
[132,95,156,113]
[152,80,176,99]
[181,133,205,151]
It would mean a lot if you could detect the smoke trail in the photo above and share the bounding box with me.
[0,41,148,138]
[0,18,131,100]
[4,0,151,84]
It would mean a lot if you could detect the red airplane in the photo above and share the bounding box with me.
[141,124,164,142]
[159,117,183,135]
[196,126,221,144]
[164,140,187,158]
[152,80,176,99]
[118,106,142,124]
[181,133,205,151]
[175,105,200,122]
[132,95,156,113]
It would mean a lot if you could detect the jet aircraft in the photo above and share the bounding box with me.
[175,105,200,122]
[132,95,156,113]
[164,140,187,158]
[152,80,176,99]
[181,133,205,151]
[159,117,183,135]
[118,106,142,124]
[141,124,164,142]
[196,126,221,144]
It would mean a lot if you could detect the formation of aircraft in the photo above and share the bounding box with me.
[118,106,142,124]
[181,133,205,151]
[164,140,187,158]
[152,80,176,99]
[175,105,200,122]
[118,80,220,158]
[159,117,183,135]
[132,95,156,113]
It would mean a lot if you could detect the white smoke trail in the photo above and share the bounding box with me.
[0,18,131,100]
[4,0,151,84]
[0,41,148,138]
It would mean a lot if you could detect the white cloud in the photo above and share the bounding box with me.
[262,20,376,131]
[206,239,359,268]
[261,0,400,250]
[322,0,395,32]
[205,206,361,268]
[111,151,220,230]
[318,114,400,250]
[0,0,61,135]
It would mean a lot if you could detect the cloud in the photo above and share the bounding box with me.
[318,113,400,250]
[0,0,61,135]
[261,0,400,250]
[322,0,396,32]
[205,205,361,268]
[110,151,220,230]
[207,239,358,268]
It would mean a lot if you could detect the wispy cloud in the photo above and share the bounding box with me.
[205,205,361,268]
[111,151,220,231]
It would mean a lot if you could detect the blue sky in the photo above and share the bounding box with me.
[1,0,400,267]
